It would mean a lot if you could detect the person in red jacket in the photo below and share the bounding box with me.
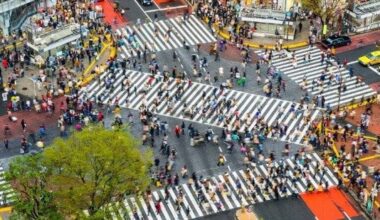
[174,125,181,138]
[155,199,161,214]
[2,58,8,69]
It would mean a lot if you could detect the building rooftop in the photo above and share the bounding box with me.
[350,0,380,18]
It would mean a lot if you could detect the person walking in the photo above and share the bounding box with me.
[21,119,26,132]
[155,199,161,214]
[4,139,8,150]
[181,121,185,135]
[217,154,225,166]
[175,125,181,138]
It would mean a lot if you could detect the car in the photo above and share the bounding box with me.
[321,35,351,48]
[139,0,153,6]
[358,51,380,66]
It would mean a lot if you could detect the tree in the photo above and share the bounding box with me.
[43,126,153,218]
[301,0,346,30]
[5,154,62,220]
[6,126,152,219]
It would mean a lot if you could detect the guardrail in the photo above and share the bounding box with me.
[0,0,34,14]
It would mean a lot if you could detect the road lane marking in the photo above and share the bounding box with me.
[369,65,380,76]
[133,0,152,22]
[347,60,358,65]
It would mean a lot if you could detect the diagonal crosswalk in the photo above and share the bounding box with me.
[256,47,377,108]
[80,69,321,145]
[115,15,216,59]
[0,165,16,206]
[103,152,338,220]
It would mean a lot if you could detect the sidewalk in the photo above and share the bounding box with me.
[96,0,128,28]
[323,103,380,218]
[214,22,309,50]
[344,103,380,138]
[335,30,380,54]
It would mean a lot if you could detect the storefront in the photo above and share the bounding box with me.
[239,7,295,40]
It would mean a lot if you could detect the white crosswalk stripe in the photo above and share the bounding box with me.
[105,153,338,219]
[116,15,216,59]
[256,47,377,108]
[81,69,320,145]
[0,165,16,206]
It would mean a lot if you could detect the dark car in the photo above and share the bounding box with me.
[139,0,153,6]
[322,35,351,48]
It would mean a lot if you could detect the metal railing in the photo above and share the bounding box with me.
[0,0,35,14]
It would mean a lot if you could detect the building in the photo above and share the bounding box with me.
[239,0,299,40]
[0,0,57,35]
[346,0,380,33]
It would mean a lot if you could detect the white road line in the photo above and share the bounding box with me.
[369,65,380,76]
[133,0,152,22]
[347,60,358,65]
[145,5,188,13]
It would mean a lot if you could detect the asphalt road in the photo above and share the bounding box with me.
[120,0,154,23]
[203,197,316,220]
[121,0,182,23]
[0,106,303,180]
[336,44,380,85]
[131,45,306,103]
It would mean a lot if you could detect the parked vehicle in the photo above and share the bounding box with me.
[321,35,351,48]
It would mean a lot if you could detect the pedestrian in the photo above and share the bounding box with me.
[181,165,188,178]
[173,51,177,61]
[4,139,8,150]
[181,121,185,135]
[298,22,303,32]
[217,154,225,166]
[164,186,170,202]
[155,199,161,214]
[21,119,26,132]
[175,125,181,138]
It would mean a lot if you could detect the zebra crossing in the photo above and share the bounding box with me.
[115,15,216,59]
[256,47,377,108]
[104,152,338,220]
[81,69,321,145]
[0,165,16,206]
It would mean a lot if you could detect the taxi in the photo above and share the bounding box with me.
[358,50,380,66]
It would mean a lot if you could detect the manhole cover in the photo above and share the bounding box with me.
[22,87,28,90]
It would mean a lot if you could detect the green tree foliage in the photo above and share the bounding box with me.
[6,126,152,219]
[5,154,62,220]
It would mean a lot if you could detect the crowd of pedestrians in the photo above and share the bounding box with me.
[1,0,117,155]
[0,0,377,217]
[319,106,380,216]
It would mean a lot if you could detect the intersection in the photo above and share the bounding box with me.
[0,0,378,219]
[81,69,320,145]
[105,152,338,220]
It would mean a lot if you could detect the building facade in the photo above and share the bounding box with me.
[346,0,380,33]
[239,0,299,40]
[0,0,43,35]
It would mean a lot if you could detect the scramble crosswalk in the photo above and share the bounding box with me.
[81,69,321,145]
[103,152,338,220]
[0,165,15,206]
[115,15,216,59]
[256,47,377,108]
